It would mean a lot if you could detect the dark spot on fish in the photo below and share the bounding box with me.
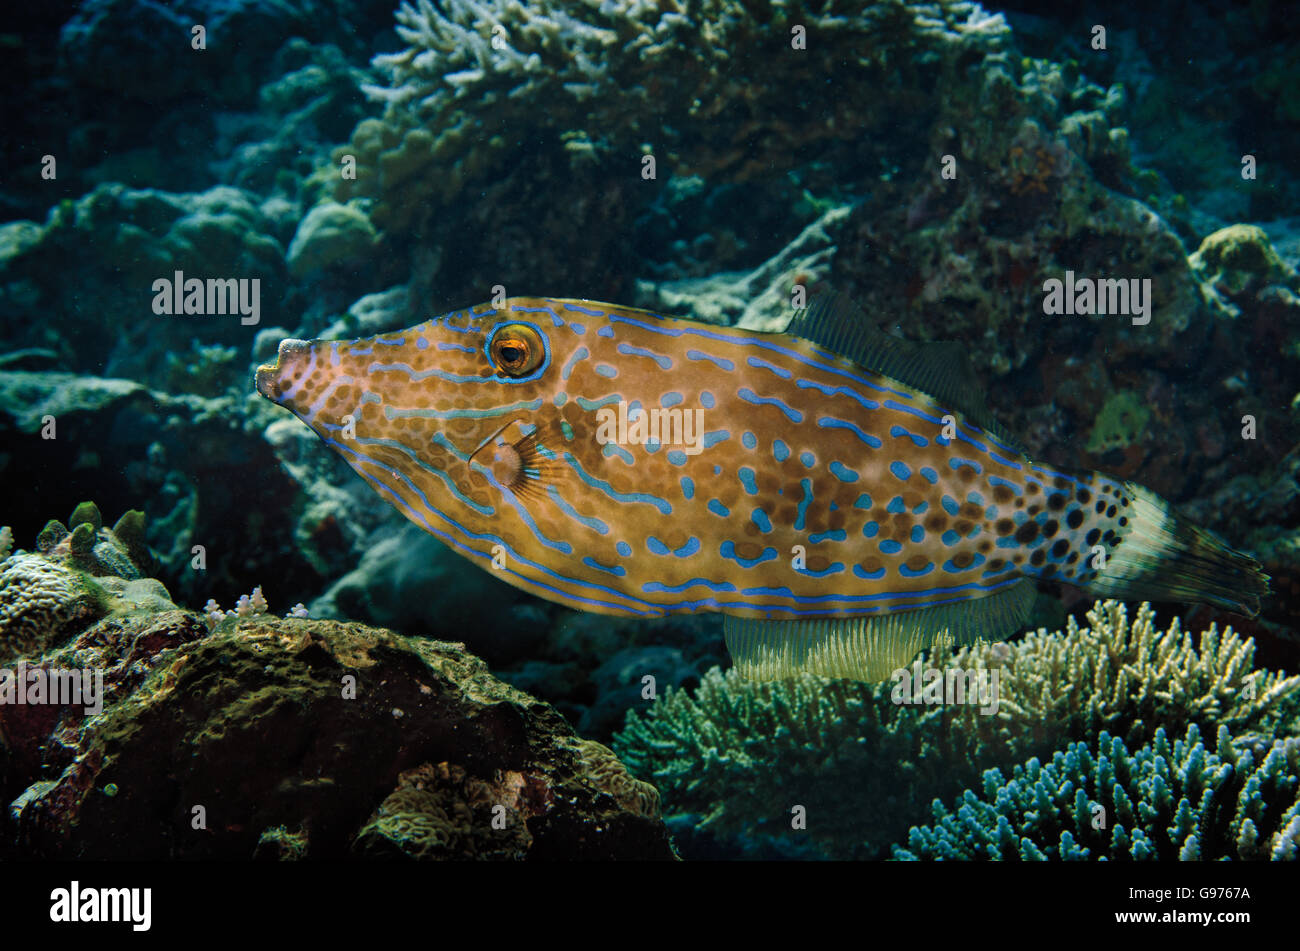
[951,551,974,569]
[954,519,973,535]
[736,541,765,560]
[1050,539,1069,558]
[925,512,947,532]
[995,518,1014,536]
[1067,551,1079,564]
[807,555,831,572]
[1085,528,1101,547]
[861,557,883,574]
[1077,488,1091,504]
[1118,516,1128,527]
[1015,521,1039,543]
[905,555,929,572]
[978,539,992,553]
[743,522,760,536]
[992,485,1014,504]
[960,502,984,520]
[1043,520,1058,538]
[1012,554,1025,565]
[1106,505,1117,518]
[1030,549,1046,566]
[958,467,976,483]
[988,558,1006,571]
[1048,494,1066,511]
[1067,509,1084,529]
[1096,501,1106,513]
[1026,483,1040,495]
[1053,476,1070,490]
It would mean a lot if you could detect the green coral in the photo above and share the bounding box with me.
[1190,224,1293,297]
[895,724,1300,860]
[285,200,378,278]
[1085,390,1150,454]
[613,601,1300,859]
[334,0,1010,234]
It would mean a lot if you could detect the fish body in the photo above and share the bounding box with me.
[256,295,1268,680]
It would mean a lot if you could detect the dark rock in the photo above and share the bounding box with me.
[9,612,674,860]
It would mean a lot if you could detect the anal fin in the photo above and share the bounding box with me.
[723,580,1035,682]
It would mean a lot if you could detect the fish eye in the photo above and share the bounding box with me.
[489,324,544,376]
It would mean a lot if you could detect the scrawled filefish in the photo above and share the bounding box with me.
[255,294,1269,681]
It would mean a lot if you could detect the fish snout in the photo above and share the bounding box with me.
[255,338,312,403]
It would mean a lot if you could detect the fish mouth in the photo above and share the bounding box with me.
[254,338,311,401]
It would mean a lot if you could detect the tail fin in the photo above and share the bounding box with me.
[1085,480,1269,617]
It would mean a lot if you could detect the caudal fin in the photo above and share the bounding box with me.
[1085,481,1269,617]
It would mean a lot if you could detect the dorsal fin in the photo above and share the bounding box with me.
[786,290,1026,455]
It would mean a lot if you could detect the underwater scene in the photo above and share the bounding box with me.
[2,0,1299,883]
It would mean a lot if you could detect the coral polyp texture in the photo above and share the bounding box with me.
[333,0,1010,233]
[894,724,1300,861]
[614,601,1300,859]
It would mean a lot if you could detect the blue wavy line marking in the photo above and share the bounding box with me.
[738,387,803,422]
[720,541,778,567]
[562,450,672,514]
[561,346,590,380]
[617,342,674,369]
[988,475,1023,496]
[546,485,610,535]
[808,528,847,544]
[686,349,735,371]
[816,416,882,448]
[746,355,793,380]
[583,556,625,577]
[795,562,846,578]
[794,478,813,530]
[644,578,738,593]
[385,398,543,421]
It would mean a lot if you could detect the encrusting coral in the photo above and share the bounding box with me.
[614,601,1300,859]
[894,724,1300,860]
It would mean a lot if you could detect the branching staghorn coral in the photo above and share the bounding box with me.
[334,0,1010,232]
[613,601,1300,859]
[894,724,1300,860]
[932,599,1300,768]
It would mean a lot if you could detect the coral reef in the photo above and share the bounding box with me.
[1,552,672,859]
[1190,223,1298,302]
[614,601,1300,859]
[0,555,104,665]
[895,724,1300,860]
[1083,391,1151,455]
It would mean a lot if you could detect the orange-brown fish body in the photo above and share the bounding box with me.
[256,295,1267,680]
